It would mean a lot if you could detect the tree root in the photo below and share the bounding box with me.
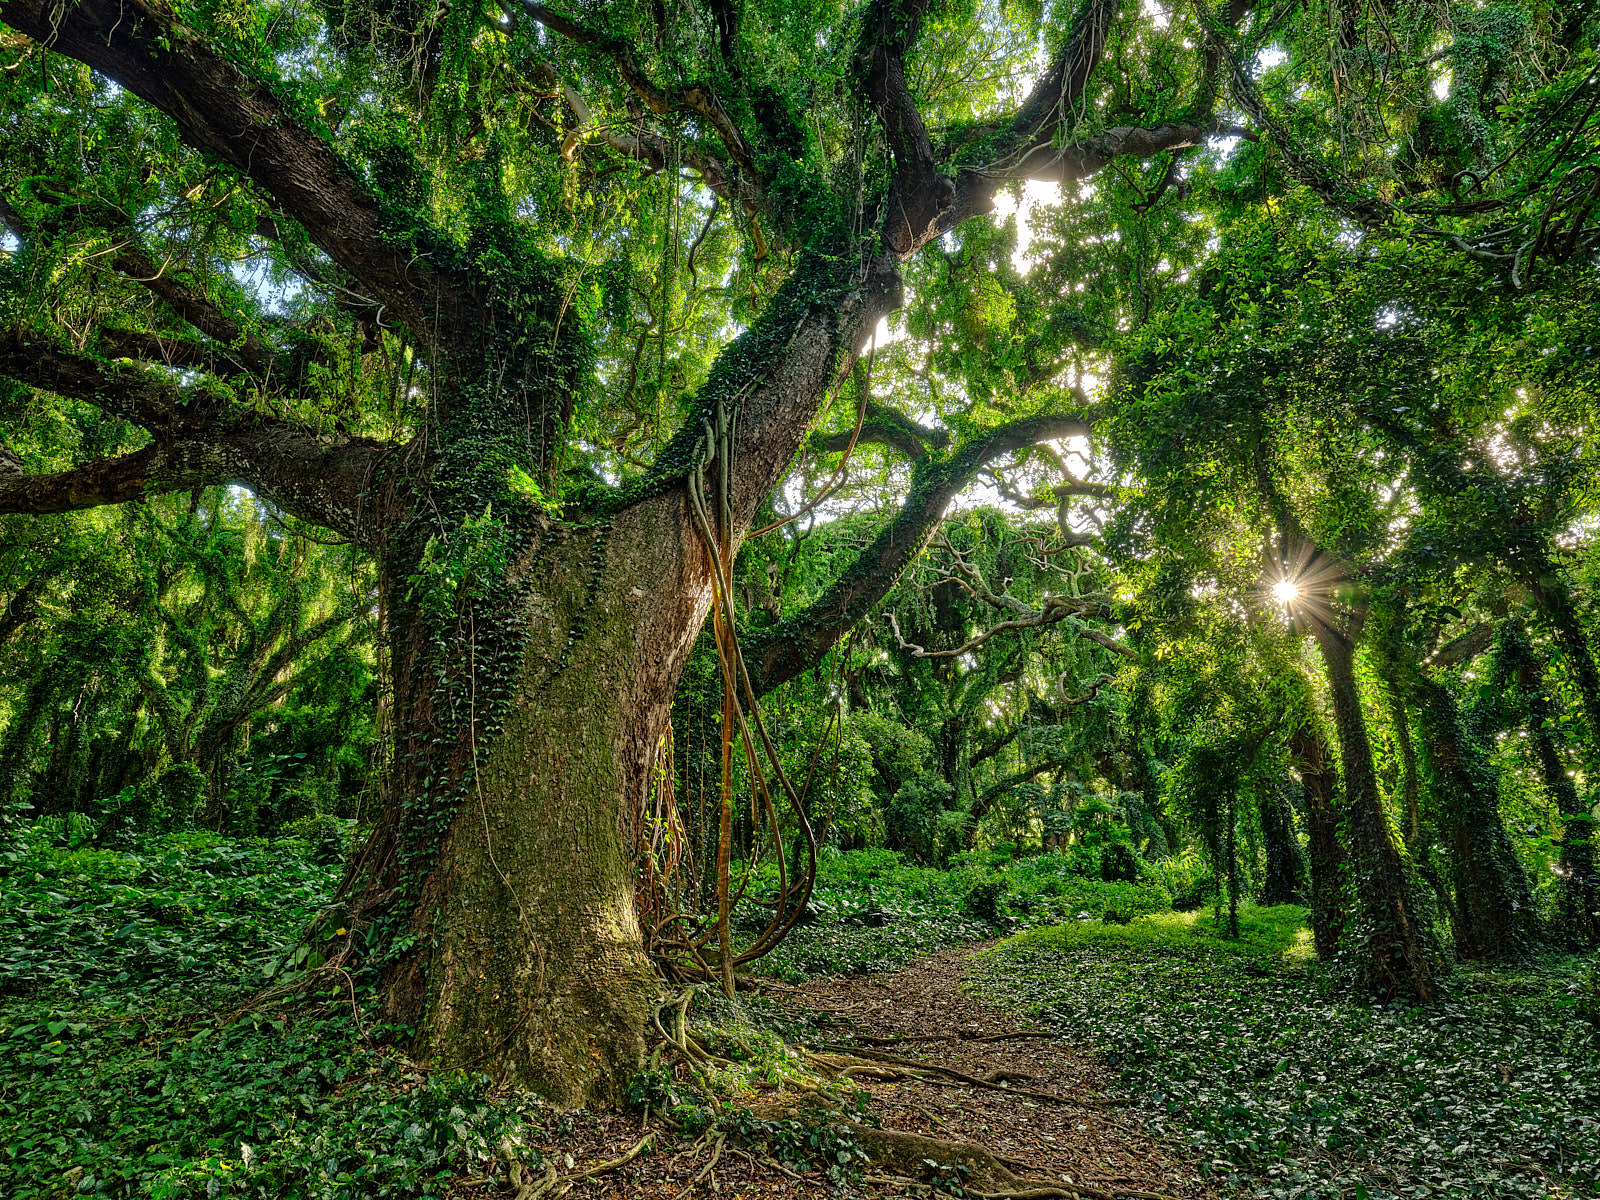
[670,1132,725,1199]
[507,1133,655,1199]
[808,1045,1105,1107]
[856,1030,1058,1047]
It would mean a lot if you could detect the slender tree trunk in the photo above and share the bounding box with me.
[1406,671,1536,963]
[1523,565,1600,747]
[1289,722,1347,959]
[1258,786,1305,906]
[1385,691,1421,849]
[1515,652,1600,949]
[1313,621,1441,1002]
[1225,790,1240,937]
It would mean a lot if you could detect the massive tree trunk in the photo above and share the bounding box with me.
[329,253,887,1105]
[1312,620,1441,1002]
[345,498,706,1104]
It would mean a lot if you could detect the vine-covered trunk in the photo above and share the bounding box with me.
[1314,626,1441,1002]
[1290,722,1348,960]
[344,494,713,1104]
[1407,673,1536,963]
[1516,655,1600,949]
[1524,567,1600,746]
[1384,691,1421,849]
[1258,787,1305,906]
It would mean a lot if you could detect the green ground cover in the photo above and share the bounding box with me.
[0,829,529,1200]
[970,906,1600,1200]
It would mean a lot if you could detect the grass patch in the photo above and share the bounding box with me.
[750,847,1171,981]
[972,903,1600,1200]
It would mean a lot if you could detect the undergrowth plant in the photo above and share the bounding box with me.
[971,906,1600,1200]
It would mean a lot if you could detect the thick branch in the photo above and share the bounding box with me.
[995,0,1119,163]
[95,327,247,378]
[947,121,1233,234]
[974,757,1077,815]
[0,430,390,540]
[809,402,946,460]
[859,0,951,253]
[0,333,191,434]
[0,440,225,514]
[745,413,1094,695]
[1428,621,1497,670]
[0,334,394,538]
[0,0,454,342]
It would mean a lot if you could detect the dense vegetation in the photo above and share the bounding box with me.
[2,0,1598,1193]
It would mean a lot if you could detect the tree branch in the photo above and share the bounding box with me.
[0,440,226,515]
[886,593,1128,660]
[0,0,456,343]
[515,1,763,189]
[744,412,1094,695]
[0,333,192,435]
[808,402,947,460]
[857,0,952,253]
[0,334,394,538]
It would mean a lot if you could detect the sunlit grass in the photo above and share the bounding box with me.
[990,901,1314,966]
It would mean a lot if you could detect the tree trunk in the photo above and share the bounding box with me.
[344,494,712,1105]
[1515,652,1600,949]
[1384,690,1421,849]
[1313,622,1441,1002]
[1406,672,1536,963]
[1523,564,1600,748]
[329,244,888,1105]
[1258,786,1305,906]
[1289,722,1348,960]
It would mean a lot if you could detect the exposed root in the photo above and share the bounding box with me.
[808,1045,1105,1107]
[856,1030,1059,1047]
[507,1133,655,1200]
[670,1132,726,1199]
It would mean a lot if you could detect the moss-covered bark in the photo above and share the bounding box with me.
[348,494,713,1103]
[1508,630,1600,950]
[1314,623,1442,1002]
[1406,672,1537,963]
[1290,722,1348,960]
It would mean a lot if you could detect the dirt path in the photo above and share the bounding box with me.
[776,944,1218,1199]
[500,944,1220,1199]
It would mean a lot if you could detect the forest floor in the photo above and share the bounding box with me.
[7,836,1594,1200]
[519,943,1216,1200]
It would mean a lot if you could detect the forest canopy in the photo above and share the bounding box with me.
[1,0,1598,1195]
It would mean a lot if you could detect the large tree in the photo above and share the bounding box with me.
[2,0,1591,1100]
[0,0,1238,1101]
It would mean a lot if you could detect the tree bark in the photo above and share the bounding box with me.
[345,495,709,1103]
[1312,620,1441,1002]
[1512,639,1600,949]
[1405,670,1536,962]
[1258,786,1305,906]
[1523,563,1600,752]
[328,247,885,1103]
[1289,724,1347,960]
